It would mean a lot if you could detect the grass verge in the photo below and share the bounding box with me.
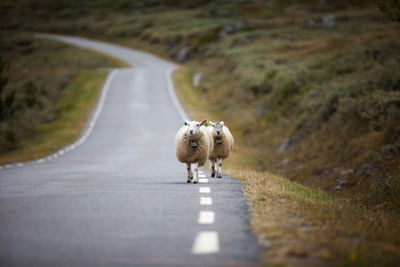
[0,71,107,165]
[0,32,127,165]
[173,65,400,267]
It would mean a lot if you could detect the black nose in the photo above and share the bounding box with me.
[216,131,220,135]
[190,130,194,134]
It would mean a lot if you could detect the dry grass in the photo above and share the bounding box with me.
[173,65,400,266]
[227,169,400,267]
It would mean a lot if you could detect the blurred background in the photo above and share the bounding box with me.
[1,0,399,208]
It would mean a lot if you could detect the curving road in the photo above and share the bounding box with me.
[0,35,259,267]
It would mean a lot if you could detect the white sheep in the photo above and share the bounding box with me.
[175,120,213,183]
[208,121,234,178]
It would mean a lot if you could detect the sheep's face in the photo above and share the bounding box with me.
[184,120,207,138]
[210,121,224,137]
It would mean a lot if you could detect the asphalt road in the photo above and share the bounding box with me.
[0,35,260,267]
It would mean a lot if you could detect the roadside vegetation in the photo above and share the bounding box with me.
[1,0,399,265]
[0,32,125,164]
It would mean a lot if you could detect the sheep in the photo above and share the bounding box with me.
[208,121,234,178]
[175,120,213,183]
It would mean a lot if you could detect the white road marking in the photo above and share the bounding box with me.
[166,68,189,121]
[199,174,206,178]
[0,66,117,169]
[200,197,212,205]
[199,178,208,183]
[198,211,215,224]
[16,163,23,167]
[192,231,220,254]
[199,187,210,193]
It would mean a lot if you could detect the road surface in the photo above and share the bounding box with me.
[0,35,260,267]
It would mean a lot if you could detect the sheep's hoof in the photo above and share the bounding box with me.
[217,174,222,178]
[187,180,191,183]
[193,180,198,184]
[211,173,215,178]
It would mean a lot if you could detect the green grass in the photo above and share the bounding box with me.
[0,32,127,164]
[173,64,400,267]
[1,71,107,164]
[2,1,400,265]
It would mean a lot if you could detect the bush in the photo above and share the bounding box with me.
[360,173,400,213]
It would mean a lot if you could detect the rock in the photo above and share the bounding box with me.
[340,169,353,176]
[218,21,244,38]
[356,164,371,176]
[322,14,336,29]
[281,158,289,165]
[278,136,300,153]
[176,46,190,63]
[332,167,353,176]
[332,167,344,174]
[318,169,330,176]
[166,41,175,52]
[382,144,398,159]
[254,105,264,117]
[192,72,203,87]
[308,19,316,27]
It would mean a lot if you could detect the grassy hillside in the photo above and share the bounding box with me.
[2,0,399,265]
[174,64,400,267]
[2,0,398,199]
[0,32,126,164]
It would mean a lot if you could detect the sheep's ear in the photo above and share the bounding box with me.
[184,121,189,126]
[210,122,215,127]
[200,119,207,126]
[220,121,224,126]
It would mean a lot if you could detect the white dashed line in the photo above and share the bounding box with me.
[199,178,208,183]
[199,174,206,178]
[37,159,45,164]
[198,211,215,224]
[192,231,220,254]
[4,164,13,168]
[16,163,23,167]
[199,187,210,193]
[200,197,212,206]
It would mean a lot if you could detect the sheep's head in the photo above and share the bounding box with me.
[184,120,207,138]
[210,121,224,137]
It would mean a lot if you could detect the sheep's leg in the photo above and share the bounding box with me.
[217,158,223,178]
[187,163,192,183]
[210,159,216,178]
[193,162,199,184]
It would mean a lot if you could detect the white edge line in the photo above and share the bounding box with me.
[166,68,190,121]
[0,68,117,169]
[192,231,220,254]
